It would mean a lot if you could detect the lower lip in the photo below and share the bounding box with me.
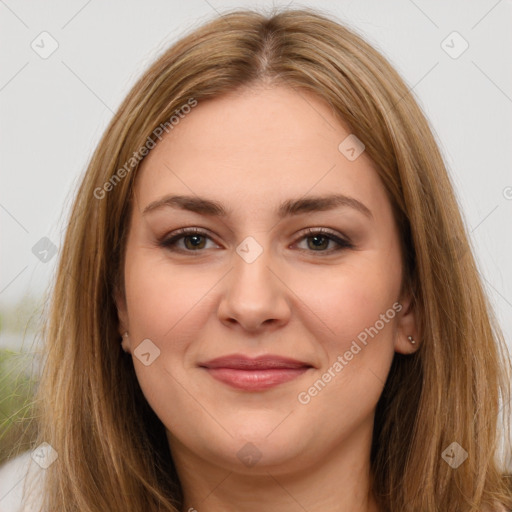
[203,367,311,391]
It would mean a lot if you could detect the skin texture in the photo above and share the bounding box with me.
[116,84,419,512]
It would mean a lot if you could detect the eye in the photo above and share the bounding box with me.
[293,227,354,254]
[158,227,353,255]
[158,228,217,253]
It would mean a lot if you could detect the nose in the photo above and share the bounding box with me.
[217,244,291,333]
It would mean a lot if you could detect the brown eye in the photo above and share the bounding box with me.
[295,228,353,254]
[182,234,207,250]
[159,228,217,253]
[309,235,329,250]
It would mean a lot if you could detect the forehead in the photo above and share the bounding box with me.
[133,85,387,218]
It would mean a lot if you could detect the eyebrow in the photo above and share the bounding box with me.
[142,193,373,220]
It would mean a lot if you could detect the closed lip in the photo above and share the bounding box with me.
[198,354,314,370]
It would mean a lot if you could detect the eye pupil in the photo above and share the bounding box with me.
[308,235,329,250]
[185,235,205,250]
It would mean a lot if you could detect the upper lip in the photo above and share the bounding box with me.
[199,354,313,370]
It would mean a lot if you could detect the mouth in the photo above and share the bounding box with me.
[198,354,314,391]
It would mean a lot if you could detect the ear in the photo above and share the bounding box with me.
[394,291,420,355]
[114,284,131,353]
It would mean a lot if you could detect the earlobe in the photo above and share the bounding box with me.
[114,285,129,340]
[114,286,131,353]
[121,331,131,353]
[394,293,420,355]
[395,329,420,356]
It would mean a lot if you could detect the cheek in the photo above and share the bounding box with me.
[296,257,400,350]
[124,249,214,342]
[294,265,398,416]
[123,251,214,429]
[293,260,400,414]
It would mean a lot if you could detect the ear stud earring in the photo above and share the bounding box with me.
[121,332,129,353]
[407,335,416,344]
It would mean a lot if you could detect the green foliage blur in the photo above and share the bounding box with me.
[0,295,41,466]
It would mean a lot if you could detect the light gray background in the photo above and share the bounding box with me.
[1,0,511,354]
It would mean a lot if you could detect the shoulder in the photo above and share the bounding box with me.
[0,452,44,512]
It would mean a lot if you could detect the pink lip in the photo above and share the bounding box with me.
[199,354,313,391]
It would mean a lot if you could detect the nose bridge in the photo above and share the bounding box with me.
[218,233,290,329]
[232,234,277,301]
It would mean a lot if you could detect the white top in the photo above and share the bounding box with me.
[0,452,44,512]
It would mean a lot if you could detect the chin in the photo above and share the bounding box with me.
[219,422,312,471]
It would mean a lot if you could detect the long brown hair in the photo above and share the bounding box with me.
[27,7,512,511]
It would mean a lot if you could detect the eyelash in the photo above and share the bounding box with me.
[158,227,354,255]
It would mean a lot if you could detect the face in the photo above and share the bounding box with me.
[116,84,418,474]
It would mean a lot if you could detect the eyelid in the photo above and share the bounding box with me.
[160,227,218,251]
[299,226,347,241]
[293,227,353,252]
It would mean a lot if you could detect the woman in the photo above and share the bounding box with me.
[19,7,512,511]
